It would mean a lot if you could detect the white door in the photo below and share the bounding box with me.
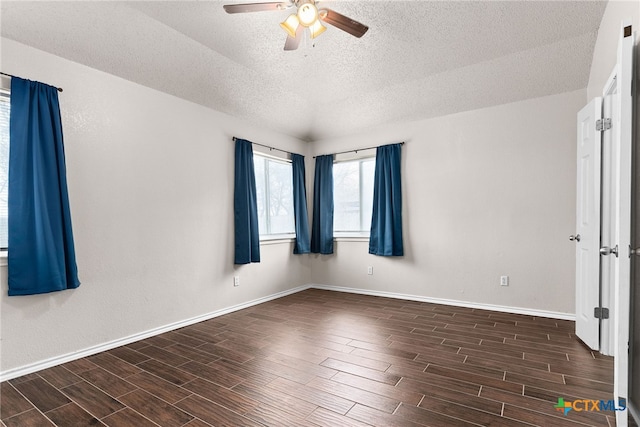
[574,23,634,426]
[613,21,634,427]
[574,98,602,351]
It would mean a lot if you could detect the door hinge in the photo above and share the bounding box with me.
[594,307,609,319]
[596,118,612,131]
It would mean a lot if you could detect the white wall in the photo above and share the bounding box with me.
[310,89,586,315]
[0,39,311,376]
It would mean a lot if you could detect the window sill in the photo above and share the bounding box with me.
[259,235,295,245]
[334,233,369,242]
[0,251,7,267]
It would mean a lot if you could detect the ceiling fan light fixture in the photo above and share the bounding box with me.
[309,19,326,39]
[280,14,299,38]
[297,2,318,27]
[222,0,369,51]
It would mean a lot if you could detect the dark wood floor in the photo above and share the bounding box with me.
[0,289,633,426]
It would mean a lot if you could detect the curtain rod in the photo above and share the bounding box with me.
[0,71,63,92]
[313,141,405,158]
[232,136,296,157]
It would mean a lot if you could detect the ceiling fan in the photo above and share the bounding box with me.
[223,0,369,51]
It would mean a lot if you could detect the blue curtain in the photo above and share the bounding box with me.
[310,155,334,254]
[234,138,260,264]
[8,77,80,296]
[291,153,310,254]
[369,143,403,256]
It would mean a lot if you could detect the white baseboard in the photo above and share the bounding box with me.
[308,284,576,321]
[0,283,574,381]
[0,285,309,382]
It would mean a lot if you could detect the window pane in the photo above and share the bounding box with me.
[334,161,360,231]
[253,156,267,234]
[361,158,375,231]
[267,160,294,234]
[253,153,295,237]
[334,158,375,233]
[0,94,8,249]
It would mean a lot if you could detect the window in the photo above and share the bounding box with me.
[253,153,295,237]
[0,90,9,250]
[334,157,375,234]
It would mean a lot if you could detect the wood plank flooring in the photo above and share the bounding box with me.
[0,289,634,426]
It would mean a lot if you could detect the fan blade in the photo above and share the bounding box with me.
[223,2,290,14]
[284,25,303,51]
[319,9,368,38]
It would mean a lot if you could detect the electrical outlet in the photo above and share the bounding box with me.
[233,276,240,287]
[500,276,509,287]
[367,266,373,275]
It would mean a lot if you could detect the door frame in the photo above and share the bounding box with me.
[599,70,619,357]
[612,20,634,427]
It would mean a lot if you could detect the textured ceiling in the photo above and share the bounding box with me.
[1,1,607,141]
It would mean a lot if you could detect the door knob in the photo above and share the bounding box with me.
[600,245,618,257]
[630,246,640,257]
[569,234,581,242]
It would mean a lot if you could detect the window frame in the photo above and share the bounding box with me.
[333,155,375,239]
[253,151,296,242]
[0,87,9,252]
